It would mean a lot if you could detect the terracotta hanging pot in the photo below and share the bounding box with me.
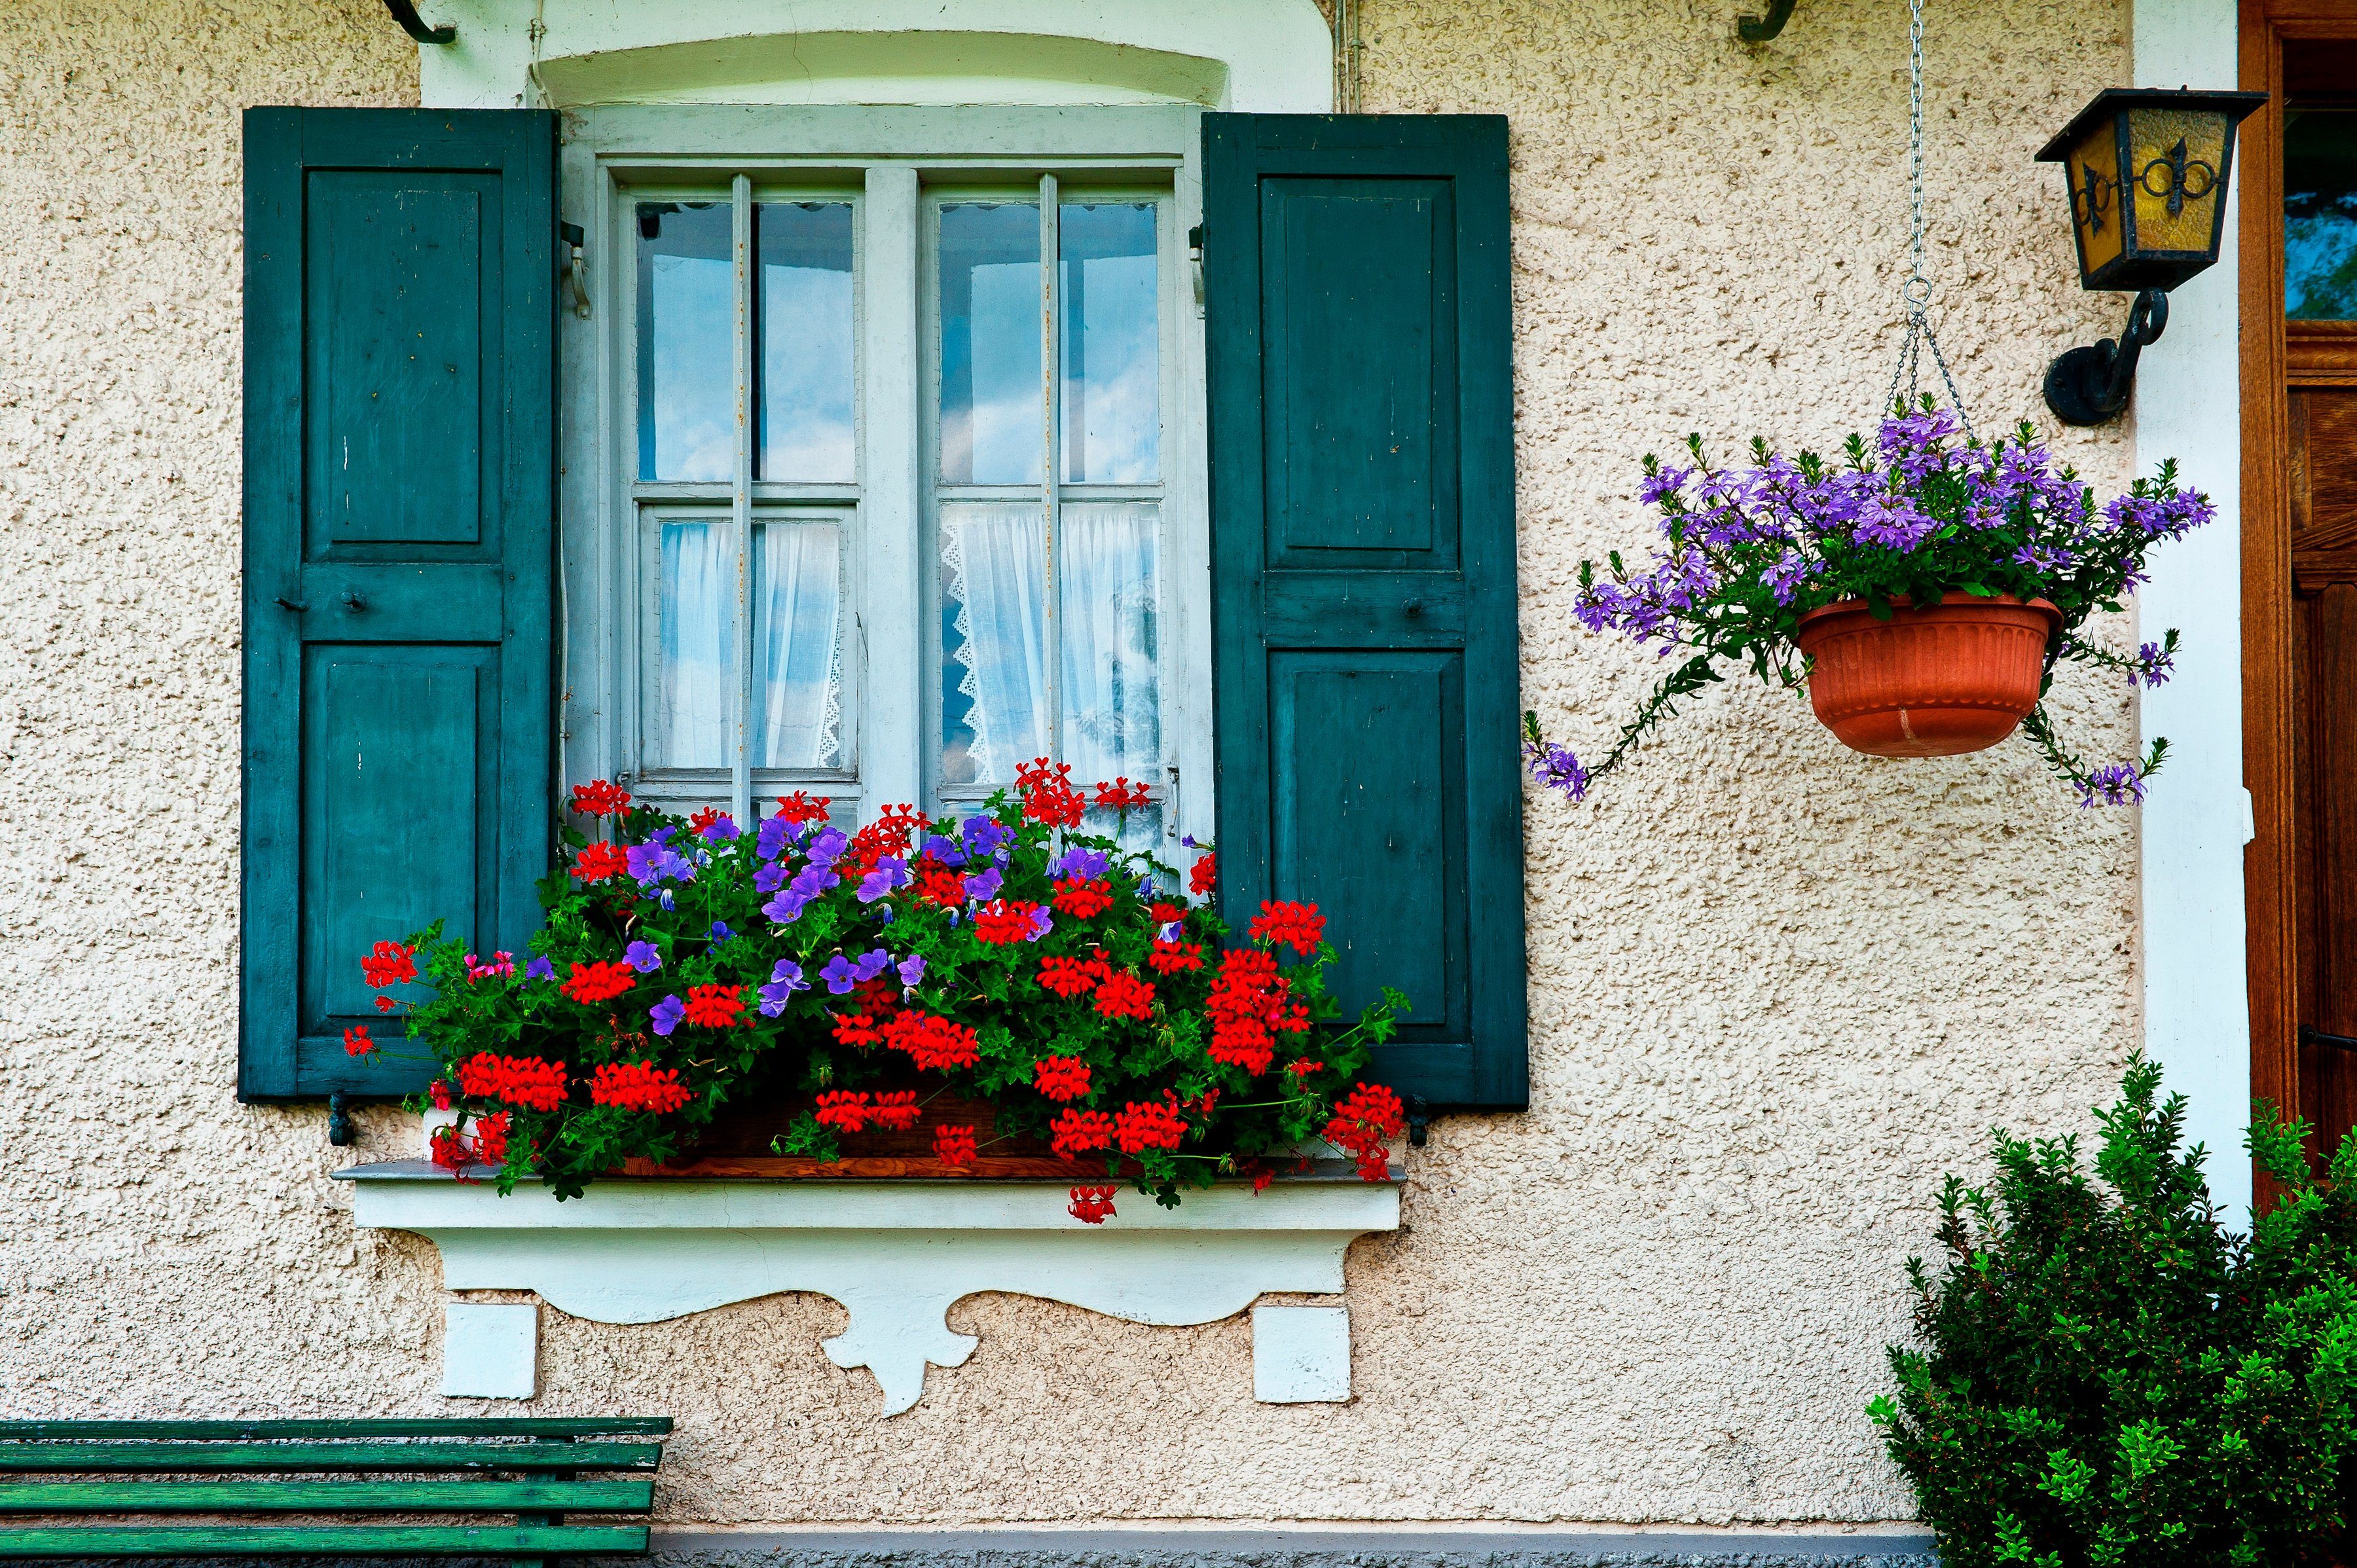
[1794,593,2061,758]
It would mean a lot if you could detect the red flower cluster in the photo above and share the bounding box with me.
[881,1010,981,1070]
[1094,777,1154,810]
[973,899,1043,945]
[562,960,636,1004]
[1189,852,1218,898]
[1150,901,1187,926]
[1095,970,1156,1021]
[1287,1059,1325,1078]
[457,1051,570,1113]
[814,1090,869,1133]
[1016,757,1086,828]
[1323,1082,1406,1180]
[1147,939,1204,975]
[1068,1184,1118,1224]
[475,1110,512,1165]
[845,803,928,874]
[932,1123,978,1165]
[1204,949,1287,1074]
[1033,1055,1091,1101]
[429,1120,470,1172]
[571,779,632,816]
[1051,1108,1116,1158]
[814,1089,923,1133]
[869,1089,921,1129]
[914,863,966,908]
[1038,954,1111,998]
[1113,1098,1187,1154]
[774,790,833,825]
[681,984,746,1029]
[1051,877,1114,919]
[361,940,418,989]
[589,1061,693,1114]
[572,842,628,883]
[342,1025,375,1059]
[1249,900,1327,957]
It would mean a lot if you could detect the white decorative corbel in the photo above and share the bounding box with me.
[338,1165,1398,1415]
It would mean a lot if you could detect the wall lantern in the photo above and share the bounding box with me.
[2036,87,2265,426]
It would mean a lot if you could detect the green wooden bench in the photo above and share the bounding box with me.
[0,1418,669,1561]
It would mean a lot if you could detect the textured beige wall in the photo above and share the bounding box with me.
[0,0,2149,1531]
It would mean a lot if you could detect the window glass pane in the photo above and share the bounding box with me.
[758,203,856,481]
[2288,109,2357,321]
[940,202,1042,485]
[940,501,1047,786]
[1082,803,1166,870]
[1060,203,1160,483]
[1059,501,1160,783]
[754,520,847,770]
[649,519,731,767]
[636,202,735,482]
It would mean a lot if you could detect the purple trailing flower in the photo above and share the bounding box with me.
[754,859,790,894]
[819,954,860,994]
[622,940,662,974]
[858,855,912,903]
[709,921,733,942]
[759,960,809,1017]
[650,994,686,1036]
[524,956,556,982]
[1026,905,1055,940]
[765,860,837,924]
[2134,640,2175,689]
[806,826,850,866]
[1763,549,1819,606]
[1524,737,1590,803]
[754,814,800,862]
[2077,764,2147,808]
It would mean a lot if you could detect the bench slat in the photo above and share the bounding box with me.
[0,1419,670,1440]
[0,1480,654,1514]
[0,1442,661,1474]
[0,1525,650,1558]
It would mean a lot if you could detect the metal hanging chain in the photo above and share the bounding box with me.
[1881,0,1978,442]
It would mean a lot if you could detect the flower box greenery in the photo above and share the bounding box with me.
[354,764,1408,1220]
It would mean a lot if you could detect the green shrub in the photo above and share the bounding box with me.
[1869,1057,2357,1567]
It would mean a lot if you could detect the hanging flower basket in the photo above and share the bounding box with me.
[1520,406,2214,808]
[1795,592,2060,757]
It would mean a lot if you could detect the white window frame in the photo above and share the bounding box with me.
[557,106,1213,854]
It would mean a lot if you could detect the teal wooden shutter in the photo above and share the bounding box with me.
[240,108,558,1101]
[1203,114,1527,1112]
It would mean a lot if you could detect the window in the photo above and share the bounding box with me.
[566,109,1205,860]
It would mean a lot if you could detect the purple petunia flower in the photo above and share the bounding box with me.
[763,888,812,925]
[819,954,860,994]
[651,994,686,1036]
[806,826,850,866]
[524,956,556,982]
[858,855,911,904]
[1027,906,1055,940]
[755,814,795,863]
[1050,845,1110,881]
[623,940,662,974]
[627,840,694,886]
[919,833,968,867]
[961,816,1014,859]
[698,814,740,843]
[853,949,892,982]
[759,960,809,1017]
[709,922,733,942]
[754,860,790,894]
[962,865,1003,903]
[897,954,926,989]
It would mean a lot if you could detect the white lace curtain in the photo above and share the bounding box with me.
[653,519,844,772]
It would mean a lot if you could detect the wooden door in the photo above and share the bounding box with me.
[2246,3,2357,1173]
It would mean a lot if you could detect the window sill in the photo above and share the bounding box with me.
[335,1160,1399,1413]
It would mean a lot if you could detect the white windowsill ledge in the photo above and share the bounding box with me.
[335,1162,1398,1414]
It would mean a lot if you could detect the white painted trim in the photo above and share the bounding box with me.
[342,1167,1398,1416]
[2132,0,2254,1222]
[414,1,1332,115]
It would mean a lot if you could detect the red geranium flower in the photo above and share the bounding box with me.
[1147,939,1204,975]
[375,995,395,1013]
[688,806,722,834]
[457,1052,570,1113]
[1094,970,1156,1021]
[1188,852,1217,898]
[974,899,1044,945]
[1286,1059,1325,1078]
[571,779,632,817]
[361,940,418,989]
[814,1090,869,1133]
[1113,1099,1187,1154]
[932,1123,978,1165]
[1323,1082,1406,1182]
[868,1090,921,1131]
[589,1061,693,1114]
[1051,1108,1116,1158]
[1093,777,1154,810]
[474,1110,512,1165]
[883,1010,981,1071]
[572,841,629,883]
[429,1080,454,1110]
[1038,955,1108,998]
[1249,900,1327,957]
[562,960,635,1004]
[1016,757,1086,828]
[430,1121,470,1172]
[774,790,833,825]
[1068,1184,1119,1224]
[915,865,966,908]
[1150,901,1186,925]
[341,1025,375,1058]
[1033,1055,1091,1101]
[1051,877,1114,919]
[680,984,746,1029]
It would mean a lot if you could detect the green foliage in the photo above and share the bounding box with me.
[1873,1059,2357,1567]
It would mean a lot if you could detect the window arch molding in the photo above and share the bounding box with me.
[416,0,1334,114]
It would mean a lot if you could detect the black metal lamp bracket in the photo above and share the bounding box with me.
[1739,0,1796,41]
[382,0,456,45]
[2043,287,2168,426]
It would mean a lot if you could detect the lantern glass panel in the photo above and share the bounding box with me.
[2067,122,2126,280]
[2286,107,2357,320]
[2123,104,2233,257]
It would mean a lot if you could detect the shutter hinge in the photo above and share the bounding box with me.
[1188,225,1205,319]
[560,222,591,319]
[1407,1094,1430,1148]
[327,1093,355,1147]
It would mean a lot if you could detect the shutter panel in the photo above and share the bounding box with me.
[240,109,558,1101]
[1202,114,1527,1112]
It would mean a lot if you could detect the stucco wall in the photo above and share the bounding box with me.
[0,0,2151,1532]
